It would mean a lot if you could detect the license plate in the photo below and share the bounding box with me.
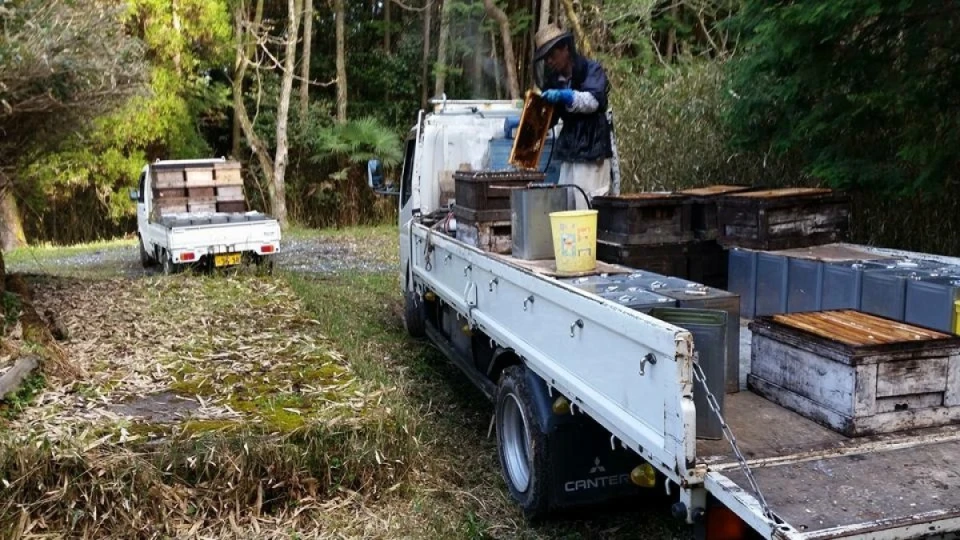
[214,253,241,267]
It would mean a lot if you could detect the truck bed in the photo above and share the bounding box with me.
[700,322,960,538]
[156,211,274,229]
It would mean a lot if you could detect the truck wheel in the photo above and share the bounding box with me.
[496,365,549,520]
[162,252,175,275]
[402,289,426,338]
[256,255,275,276]
[138,237,154,268]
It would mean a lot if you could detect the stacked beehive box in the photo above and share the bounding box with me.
[184,167,217,213]
[214,161,246,213]
[453,170,544,253]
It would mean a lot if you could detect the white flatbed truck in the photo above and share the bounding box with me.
[376,99,960,539]
[130,158,281,274]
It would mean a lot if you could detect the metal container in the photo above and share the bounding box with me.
[786,257,824,313]
[654,286,740,394]
[861,268,932,321]
[755,252,789,316]
[649,307,728,439]
[511,186,569,260]
[564,274,631,295]
[905,276,960,332]
[598,289,676,312]
[727,248,758,318]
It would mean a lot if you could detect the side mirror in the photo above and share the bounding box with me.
[367,159,384,190]
[129,188,140,202]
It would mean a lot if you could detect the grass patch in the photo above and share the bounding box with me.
[0,373,45,420]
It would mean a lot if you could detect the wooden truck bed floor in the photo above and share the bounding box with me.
[698,321,960,538]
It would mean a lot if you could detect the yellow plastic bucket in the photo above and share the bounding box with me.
[954,300,960,335]
[549,210,598,273]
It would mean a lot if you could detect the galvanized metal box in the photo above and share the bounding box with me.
[821,262,865,311]
[598,289,676,313]
[510,187,569,260]
[755,252,789,317]
[727,248,758,318]
[786,258,823,313]
[860,269,920,321]
[749,310,960,436]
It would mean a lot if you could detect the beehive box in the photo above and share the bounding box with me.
[717,188,851,250]
[184,168,215,188]
[592,193,693,246]
[216,185,245,202]
[596,240,689,278]
[188,197,217,213]
[151,197,188,218]
[214,162,243,185]
[187,187,215,198]
[454,170,545,222]
[749,310,960,436]
[680,185,753,241]
[686,240,729,289]
[457,219,512,254]
[152,188,186,200]
[217,201,246,213]
[152,168,185,189]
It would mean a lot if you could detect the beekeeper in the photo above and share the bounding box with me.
[534,24,613,210]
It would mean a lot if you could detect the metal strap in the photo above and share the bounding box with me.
[692,357,774,520]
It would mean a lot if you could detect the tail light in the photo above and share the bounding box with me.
[180,252,196,262]
[706,506,751,540]
[261,245,275,254]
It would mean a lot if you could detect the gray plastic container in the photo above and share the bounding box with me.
[786,257,824,313]
[905,276,960,332]
[649,307,727,439]
[821,262,865,310]
[727,248,758,318]
[861,268,934,321]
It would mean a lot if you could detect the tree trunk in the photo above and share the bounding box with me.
[300,0,313,118]
[171,0,182,73]
[420,0,433,108]
[665,3,678,62]
[232,1,277,214]
[271,0,300,227]
[491,31,502,100]
[384,0,392,52]
[0,186,26,252]
[335,0,347,123]
[434,0,452,97]
[539,0,550,29]
[232,0,265,158]
[482,0,520,100]
[560,0,592,57]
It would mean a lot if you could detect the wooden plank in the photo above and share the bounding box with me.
[876,358,948,397]
[731,187,833,199]
[876,392,943,413]
[772,310,950,346]
[771,313,866,347]
[679,185,751,197]
[751,334,856,415]
[748,374,855,434]
[946,354,960,407]
[853,363,878,417]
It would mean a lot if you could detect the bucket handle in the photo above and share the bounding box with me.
[526,182,592,210]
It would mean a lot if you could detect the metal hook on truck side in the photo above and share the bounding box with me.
[523,296,534,311]
[639,353,657,376]
[570,319,584,337]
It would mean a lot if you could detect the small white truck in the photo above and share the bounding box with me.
[130,158,281,274]
[376,99,960,539]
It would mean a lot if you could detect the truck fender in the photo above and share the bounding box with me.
[515,362,581,433]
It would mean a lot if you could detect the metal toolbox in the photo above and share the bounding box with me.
[592,193,693,245]
[749,310,960,436]
[717,188,851,250]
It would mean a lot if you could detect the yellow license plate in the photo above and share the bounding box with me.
[214,253,241,267]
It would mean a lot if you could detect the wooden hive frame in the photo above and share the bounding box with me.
[508,90,554,171]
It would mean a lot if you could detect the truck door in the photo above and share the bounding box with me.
[136,170,148,237]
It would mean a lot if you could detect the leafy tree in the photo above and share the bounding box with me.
[725,0,960,193]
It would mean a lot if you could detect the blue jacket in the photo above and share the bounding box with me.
[544,56,613,163]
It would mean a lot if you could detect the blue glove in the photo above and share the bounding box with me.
[542,89,575,107]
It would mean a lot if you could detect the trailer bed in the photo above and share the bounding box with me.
[701,324,960,538]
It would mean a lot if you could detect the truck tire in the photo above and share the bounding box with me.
[402,289,426,338]
[256,255,275,276]
[138,237,154,268]
[496,365,550,520]
[162,251,176,275]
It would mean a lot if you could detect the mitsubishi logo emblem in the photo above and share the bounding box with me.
[589,457,606,474]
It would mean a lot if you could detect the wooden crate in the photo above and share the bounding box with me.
[717,188,851,250]
[454,171,545,221]
[216,185,244,202]
[457,219,512,254]
[748,310,960,436]
[214,162,243,186]
[184,168,215,188]
[187,187,215,198]
[152,188,186,200]
[216,201,246,213]
[152,169,185,189]
[597,240,689,278]
[679,185,753,241]
[188,197,217,213]
[592,193,693,245]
